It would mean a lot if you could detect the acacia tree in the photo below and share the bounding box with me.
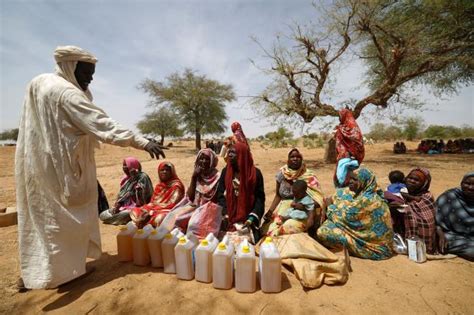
[140,69,235,150]
[253,0,473,125]
[136,107,183,144]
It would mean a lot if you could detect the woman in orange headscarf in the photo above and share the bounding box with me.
[130,161,185,228]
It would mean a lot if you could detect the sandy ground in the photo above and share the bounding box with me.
[0,141,473,314]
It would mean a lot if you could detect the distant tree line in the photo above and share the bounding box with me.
[0,128,19,141]
[366,118,474,142]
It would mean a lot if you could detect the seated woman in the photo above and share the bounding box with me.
[400,168,437,254]
[317,168,393,260]
[100,157,153,225]
[130,162,185,228]
[436,172,474,260]
[216,142,265,240]
[264,148,324,236]
[161,148,221,238]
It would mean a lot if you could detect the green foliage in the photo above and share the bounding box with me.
[402,117,424,141]
[264,127,294,148]
[0,128,19,141]
[302,133,325,148]
[367,123,403,141]
[139,69,235,149]
[423,124,473,139]
[136,107,183,143]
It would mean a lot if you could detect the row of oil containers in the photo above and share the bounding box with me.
[117,222,281,293]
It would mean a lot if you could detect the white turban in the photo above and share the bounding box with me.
[54,45,98,64]
[54,45,97,101]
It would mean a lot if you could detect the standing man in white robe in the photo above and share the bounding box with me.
[15,46,165,290]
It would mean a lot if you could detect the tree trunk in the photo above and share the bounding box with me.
[195,129,201,150]
[324,137,337,164]
[160,134,165,145]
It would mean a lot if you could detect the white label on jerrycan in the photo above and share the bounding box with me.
[147,226,168,268]
[213,236,234,290]
[195,233,219,283]
[259,237,282,293]
[235,239,256,293]
[175,236,196,280]
[162,228,183,274]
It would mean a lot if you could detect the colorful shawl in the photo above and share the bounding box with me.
[194,148,221,206]
[317,167,393,260]
[131,162,185,227]
[231,121,249,147]
[335,109,365,163]
[280,148,324,208]
[404,167,437,254]
[116,157,153,210]
[225,142,257,224]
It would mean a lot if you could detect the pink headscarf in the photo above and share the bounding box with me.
[120,157,142,186]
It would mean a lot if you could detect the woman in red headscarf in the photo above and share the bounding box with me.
[130,161,185,228]
[334,109,365,187]
[216,142,265,238]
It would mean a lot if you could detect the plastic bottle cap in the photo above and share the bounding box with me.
[150,230,157,235]
[179,237,186,244]
[136,229,144,234]
[218,242,227,250]
[164,233,172,239]
[264,237,273,243]
[242,245,250,253]
[120,226,127,231]
[201,239,209,246]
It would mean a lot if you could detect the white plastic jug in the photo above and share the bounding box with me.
[116,222,137,262]
[175,235,197,280]
[132,224,154,266]
[195,233,219,283]
[235,239,256,293]
[162,228,184,274]
[147,226,169,268]
[212,235,234,290]
[259,237,282,293]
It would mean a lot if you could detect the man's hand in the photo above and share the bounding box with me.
[144,141,166,159]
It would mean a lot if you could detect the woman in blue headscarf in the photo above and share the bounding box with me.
[317,167,393,260]
[436,172,474,261]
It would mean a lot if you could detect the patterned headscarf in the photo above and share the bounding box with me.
[120,157,142,186]
[158,161,178,183]
[335,108,365,163]
[353,167,380,198]
[231,121,249,147]
[408,167,431,194]
[194,148,220,204]
[281,148,325,208]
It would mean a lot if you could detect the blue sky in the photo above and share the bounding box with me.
[1,0,472,138]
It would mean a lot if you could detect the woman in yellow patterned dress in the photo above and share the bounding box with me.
[317,167,393,260]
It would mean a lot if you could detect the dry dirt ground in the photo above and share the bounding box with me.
[0,141,473,314]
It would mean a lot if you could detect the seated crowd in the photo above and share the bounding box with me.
[416,138,474,154]
[99,122,473,262]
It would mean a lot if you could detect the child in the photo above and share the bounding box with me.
[280,180,315,222]
[387,170,408,198]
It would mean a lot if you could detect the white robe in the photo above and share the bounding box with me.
[15,73,148,289]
